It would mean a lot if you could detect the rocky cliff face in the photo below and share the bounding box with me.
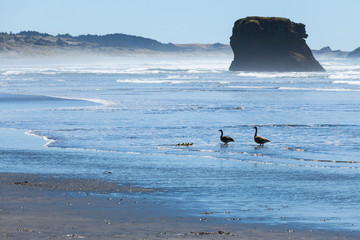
[229,17,325,72]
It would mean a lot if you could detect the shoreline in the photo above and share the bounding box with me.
[1,172,359,240]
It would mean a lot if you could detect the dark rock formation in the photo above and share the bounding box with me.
[229,17,325,72]
[348,47,360,58]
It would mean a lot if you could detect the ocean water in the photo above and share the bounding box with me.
[1,55,360,231]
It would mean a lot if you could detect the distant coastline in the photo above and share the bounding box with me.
[1,31,359,58]
[312,47,350,59]
[0,31,231,57]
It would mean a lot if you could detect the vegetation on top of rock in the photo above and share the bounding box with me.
[76,33,178,51]
[18,31,51,37]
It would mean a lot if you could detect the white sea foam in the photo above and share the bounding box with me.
[165,74,200,80]
[47,95,116,106]
[116,79,231,85]
[0,60,228,76]
[2,70,27,75]
[0,68,174,76]
[116,79,188,84]
[324,64,360,71]
[235,71,328,79]
[25,130,56,147]
[328,70,360,80]
[226,85,275,89]
[278,87,360,92]
[333,80,360,85]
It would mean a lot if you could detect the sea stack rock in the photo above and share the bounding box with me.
[229,17,325,72]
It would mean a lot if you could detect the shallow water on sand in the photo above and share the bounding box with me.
[1,55,360,231]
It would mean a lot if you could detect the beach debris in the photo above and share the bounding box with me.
[64,234,87,239]
[17,228,36,233]
[13,179,155,193]
[176,142,193,146]
[14,180,54,189]
[190,231,231,236]
[14,181,28,185]
[202,211,232,215]
[282,146,306,152]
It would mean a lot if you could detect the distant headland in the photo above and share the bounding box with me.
[229,17,325,72]
[0,31,230,56]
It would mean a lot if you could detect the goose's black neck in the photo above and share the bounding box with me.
[254,127,258,137]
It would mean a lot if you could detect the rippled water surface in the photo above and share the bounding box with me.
[1,55,360,230]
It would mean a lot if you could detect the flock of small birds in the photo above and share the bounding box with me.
[219,126,270,146]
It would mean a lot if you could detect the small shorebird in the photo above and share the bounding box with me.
[219,129,234,144]
[253,126,270,146]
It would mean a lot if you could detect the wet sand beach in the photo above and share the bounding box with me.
[1,173,359,240]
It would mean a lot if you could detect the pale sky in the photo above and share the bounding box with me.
[1,0,359,51]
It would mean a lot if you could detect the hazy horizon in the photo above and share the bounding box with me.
[1,0,360,51]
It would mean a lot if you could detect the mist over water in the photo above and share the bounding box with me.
[1,54,360,231]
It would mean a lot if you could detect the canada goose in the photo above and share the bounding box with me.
[253,126,270,146]
[219,129,234,144]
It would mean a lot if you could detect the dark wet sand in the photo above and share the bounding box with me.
[1,173,359,240]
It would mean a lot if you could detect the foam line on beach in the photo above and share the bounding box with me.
[0,92,112,106]
[0,92,116,110]
[25,139,360,170]
[157,146,360,165]
[46,95,116,107]
[25,130,56,147]
[13,125,358,170]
